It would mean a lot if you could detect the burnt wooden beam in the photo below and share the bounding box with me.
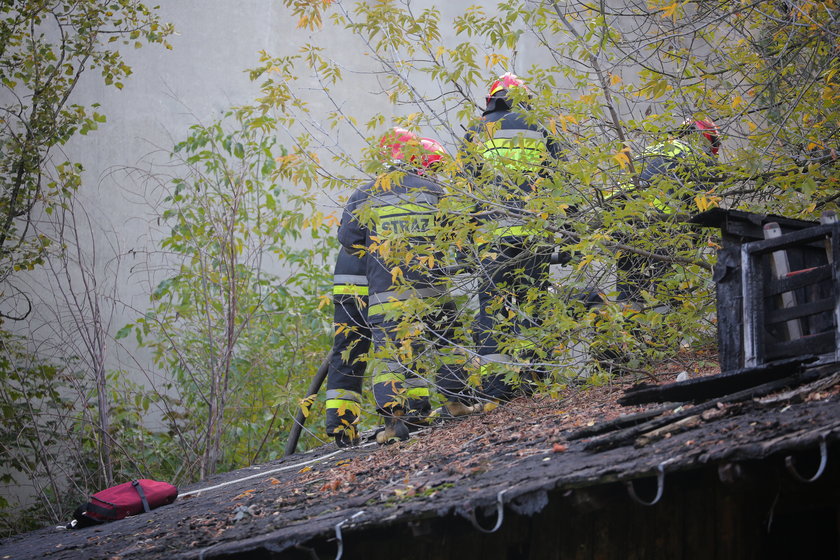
[766,333,836,360]
[690,208,819,242]
[567,403,678,441]
[618,356,814,406]
[583,365,830,451]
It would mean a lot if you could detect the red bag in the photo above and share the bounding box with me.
[72,479,178,527]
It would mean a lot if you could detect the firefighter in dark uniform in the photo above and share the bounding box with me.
[324,247,370,447]
[338,128,466,444]
[615,118,721,301]
[461,73,561,404]
[591,119,722,373]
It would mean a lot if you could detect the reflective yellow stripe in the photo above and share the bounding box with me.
[406,387,430,399]
[493,225,538,237]
[374,203,435,218]
[326,399,361,416]
[333,285,369,296]
[651,198,676,213]
[481,137,548,171]
[644,140,690,158]
[374,372,404,384]
[368,301,403,316]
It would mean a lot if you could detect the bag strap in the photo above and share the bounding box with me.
[132,480,151,513]
[85,501,117,520]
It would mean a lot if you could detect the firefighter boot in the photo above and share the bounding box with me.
[472,400,500,413]
[375,412,410,445]
[427,400,479,423]
[333,427,360,448]
[403,395,433,431]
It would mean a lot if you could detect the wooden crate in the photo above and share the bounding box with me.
[691,209,838,370]
[740,222,840,367]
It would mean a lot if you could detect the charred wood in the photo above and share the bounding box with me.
[618,356,814,406]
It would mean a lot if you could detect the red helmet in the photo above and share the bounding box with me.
[486,72,527,105]
[379,128,447,170]
[380,127,419,163]
[679,118,721,156]
[419,137,447,168]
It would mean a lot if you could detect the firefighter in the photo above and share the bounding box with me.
[639,119,720,210]
[338,128,468,444]
[615,118,721,301]
[592,119,722,373]
[324,247,370,448]
[461,72,561,403]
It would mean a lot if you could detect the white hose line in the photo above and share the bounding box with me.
[180,444,374,498]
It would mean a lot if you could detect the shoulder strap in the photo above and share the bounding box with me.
[132,480,151,513]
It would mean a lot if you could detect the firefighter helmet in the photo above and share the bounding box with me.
[380,128,447,170]
[419,137,447,169]
[380,127,419,164]
[486,72,527,105]
[679,118,721,157]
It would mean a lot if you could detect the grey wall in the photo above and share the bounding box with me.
[15,0,561,396]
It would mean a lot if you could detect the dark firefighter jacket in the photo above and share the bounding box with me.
[332,246,368,300]
[636,138,717,213]
[337,171,447,319]
[462,92,561,237]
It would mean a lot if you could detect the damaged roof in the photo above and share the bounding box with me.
[1,357,839,560]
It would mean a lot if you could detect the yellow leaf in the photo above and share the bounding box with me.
[610,73,622,86]
[694,194,721,212]
[317,293,331,310]
[660,1,679,18]
[298,466,312,474]
[731,95,743,108]
[376,174,392,192]
[298,393,317,418]
[390,266,404,284]
[614,148,630,169]
[576,253,595,271]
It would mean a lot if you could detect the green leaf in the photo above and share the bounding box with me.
[115,324,133,340]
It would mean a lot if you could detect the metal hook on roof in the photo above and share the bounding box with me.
[785,435,828,483]
[626,461,666,506]
[334,510,365,560]
[467,489,508,534]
